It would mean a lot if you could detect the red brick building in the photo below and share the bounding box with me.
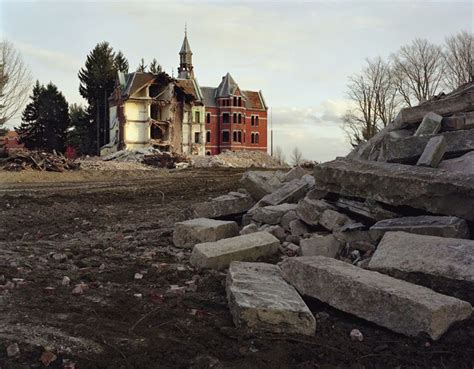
[178,31,268,155]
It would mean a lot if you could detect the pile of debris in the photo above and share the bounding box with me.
[190,150,286,168]
[143,151,189,169]
[172,83,474,341]
[0,149,80,172]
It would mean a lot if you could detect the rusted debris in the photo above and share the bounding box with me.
[0,149,80,172]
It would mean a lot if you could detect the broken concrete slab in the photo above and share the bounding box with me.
[381,128,474,164]
[319,209,353,231]
[283,166,307,182]
[240,223,259,235]
[416,136,446,168]
[192,191,255,219]
[260,178,309,206]
[240,171,281,200]
[190,231,280,270]
[368,231,474,303]
[299,234,342,258]
[334,198,399,223]
[369,216,470,241]
[394,83,474,128]
[173,218,240,248]
[414,112,442,136]
[441,114,466,131]
[252,203,298,225]
[313,159,474,221]
[280,210,299,231]
[296,198,335,226]
[289,219,308,237]
[226,262,316,335]
[280,256,472,340]
[439,151,474,175]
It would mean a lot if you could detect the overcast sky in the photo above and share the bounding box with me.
[1,0,472,161]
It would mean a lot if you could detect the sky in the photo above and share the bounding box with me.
[1,0,472,162]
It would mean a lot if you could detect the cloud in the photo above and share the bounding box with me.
[14,40,81,73]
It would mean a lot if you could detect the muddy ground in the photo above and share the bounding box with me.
[0,168,473,369]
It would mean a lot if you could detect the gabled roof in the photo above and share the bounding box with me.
[200,87,217,107]
[176,78,202,101]
[216,73,239,98]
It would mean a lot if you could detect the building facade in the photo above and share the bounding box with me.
[104,30,267,156]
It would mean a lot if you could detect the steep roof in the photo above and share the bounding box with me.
[216,73,239,98]
[200,87,217,107]
[180,33,192,54]
[123,72,156,97]
[176,78,202,101]
[243,90,266,110]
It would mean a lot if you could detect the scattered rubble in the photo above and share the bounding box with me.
[191,150,286,168]
[173,218,239,248]
[0,149,80,172]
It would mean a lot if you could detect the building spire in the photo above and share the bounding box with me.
[178,24,194,79]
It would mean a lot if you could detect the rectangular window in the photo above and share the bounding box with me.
[233,113,237,123]
[232,131,242,143]
[194,132,200,144]
[206,131,211,143]
[222,113,230,124]
[195,111,200,123]
[222,131,230,142]
[238,114,242,124]
[251,116,255,126]
[256,116,259,126]
[206,113,211,124]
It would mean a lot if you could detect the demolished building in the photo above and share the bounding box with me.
[102,29,268,156]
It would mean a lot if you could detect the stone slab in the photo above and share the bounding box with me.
[439,151,474,175]
[319,209,353,231]
[226,262,316,335]
[414,112,442,136]
[280,256,472,340]
[260,178,309,206]
[240,171,281,200]
[300,234,342,258]
[190,231,280,270]
[368,231,474,303]
[283,166,308,182]
[381,128,474,164]
[369,216,470,241]
[313,159,474,221]
[296,197,335,226]
[334,198,399,223]
[192,191,255,219]
[173,218,240,248]
[416,136,446,168]
[252,203,298,225]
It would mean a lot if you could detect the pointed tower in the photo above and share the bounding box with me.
[178,25,194,79]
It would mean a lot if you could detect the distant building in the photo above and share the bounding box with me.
[104,29,268,156]
[0,130,24,154]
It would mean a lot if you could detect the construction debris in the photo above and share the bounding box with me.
[0,149,80,172]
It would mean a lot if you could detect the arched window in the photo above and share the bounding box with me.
[255,133,259,144]
[206,131,211,143]
[206,150,211,156]
[255,116,259,126]
[206,113,211,124]
[233,97,237,106]
[238,114,242,124]
[251,116,255,126]
[251,133,255,144]
[233,113,237,123]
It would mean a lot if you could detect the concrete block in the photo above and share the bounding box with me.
[368,231,474,303]
[319,209,353,231]
[300,234,342,258]
[260,178,309,206]
[226,262,316,335]
[252,203,297,225]
[173,218,239,248]
[296,197,335,226]
[416,136,446,168]
[414,112,443,136]
[192,191,255,219]
[280,256,472,340]
[190,231,280,270]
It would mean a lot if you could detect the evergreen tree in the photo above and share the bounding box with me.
[78,42,117,154]
[136,58,147,72]
[149,58,162,74]
[114,51,129,73]
[18,81,70,152]
[67,103,95,155]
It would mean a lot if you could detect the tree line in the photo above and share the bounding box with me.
[343,30,473,147]
[0,39,162,155]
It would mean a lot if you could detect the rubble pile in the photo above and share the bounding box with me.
[190,149,286,168]
[0,149,80,172]
[142,151,189,169]
[173,83,474,341]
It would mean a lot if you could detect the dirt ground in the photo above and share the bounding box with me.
[0,168,473,369]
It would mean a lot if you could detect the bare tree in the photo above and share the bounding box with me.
[391,39,445,106]
[444,31,473,90]
[290,147,303,166]
[343,57,401,147]
[272,145,286,165]
[0,40,32,126]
